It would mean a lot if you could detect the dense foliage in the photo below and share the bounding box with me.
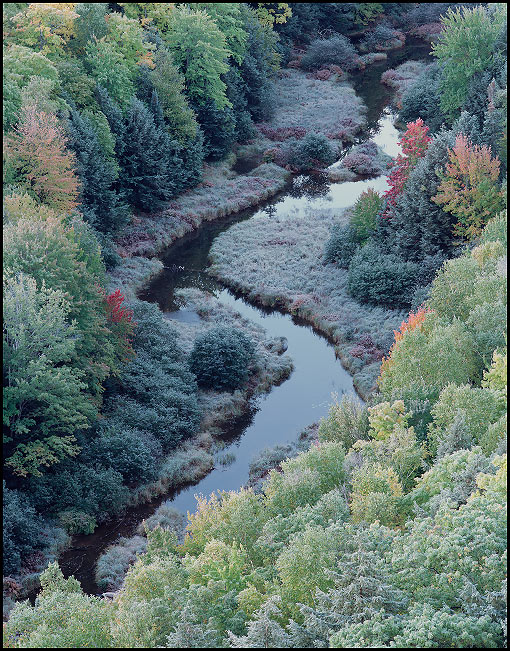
[2,2,507,648]
[190,326,256,390]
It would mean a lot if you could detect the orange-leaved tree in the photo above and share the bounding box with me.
[432,133,505,240]
[5,105,80,213]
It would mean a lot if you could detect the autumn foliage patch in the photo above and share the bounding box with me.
[383,118,431,217]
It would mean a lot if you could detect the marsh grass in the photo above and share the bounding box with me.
[95,536,147,592]
[217,452,237,466]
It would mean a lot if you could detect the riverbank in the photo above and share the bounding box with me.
[115,161,292,259]
[89,288,294,594]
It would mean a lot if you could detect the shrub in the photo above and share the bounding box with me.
[288,132,336,171]
[341,151,381,176]
[104,393,200,450]
[57,510,96,535]
[349,189,383,243]
[27,463,129,524]
[141,504,187,540]
[300,35,358,72]
[360,24,403,52]
[318,394,369,449]
[323,224,359,267]
[189,326,256,390]
[347,242,419,308]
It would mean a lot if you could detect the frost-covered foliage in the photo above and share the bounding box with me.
[209,206,406,399]
[256,69,367,143]
[381,60,429,108]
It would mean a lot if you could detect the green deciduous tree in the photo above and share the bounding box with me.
[165,6,232,111]
[85,38,135,108]
[433,4,507,119]
[3,273,91,477]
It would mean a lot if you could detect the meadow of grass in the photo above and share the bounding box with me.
[256,68,367,144]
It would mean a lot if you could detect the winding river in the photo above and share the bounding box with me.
[57,40,431,596]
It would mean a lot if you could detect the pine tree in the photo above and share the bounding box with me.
[228,597,291,648]
[121,97,182,210]
[66,107,129,236]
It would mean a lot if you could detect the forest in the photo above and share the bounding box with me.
[2,2,507,648]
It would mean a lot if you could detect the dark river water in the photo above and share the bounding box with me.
[56,40,431,596]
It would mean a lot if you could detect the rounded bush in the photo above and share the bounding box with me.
[300,35,358,72]
[288,132,336,171]
[189,326,255,390]
[347,242,418,308]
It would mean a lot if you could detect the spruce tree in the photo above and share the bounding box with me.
[66,107,129,235]
[96,85,126,160]
[291,526,406,647]
[121,97,182,211]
